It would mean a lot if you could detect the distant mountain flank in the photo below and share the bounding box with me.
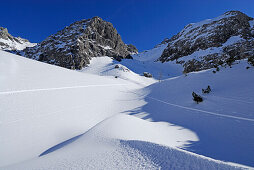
[15,16,138,69]
[158,11,254,73]
[0,27,36,51]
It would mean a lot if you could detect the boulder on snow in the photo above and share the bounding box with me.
[248,56,254,66]
[192,92,203,103]
[202,85,211,94]
[143,72,153,78]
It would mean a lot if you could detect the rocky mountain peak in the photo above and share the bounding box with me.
[127,44,138,54]
[19,17,137,69]
[159,10,254,73]
[224,10,249,17]
[0,27,35,50]
[0,27,9,38]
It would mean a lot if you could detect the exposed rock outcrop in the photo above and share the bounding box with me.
[18,17,137,69]
[127,44,138,54]
[159,11,254,73]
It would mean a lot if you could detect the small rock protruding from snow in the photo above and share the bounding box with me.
[192,92,203,103]
[143,72,153,78]
[202,85,211,94]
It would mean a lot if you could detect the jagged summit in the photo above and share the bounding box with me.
[159,10,254,73]
[0,27,36,50]
[224,10,249,16]
[18,16,137,69]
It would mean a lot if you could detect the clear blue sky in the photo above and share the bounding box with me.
[1,0,253,51]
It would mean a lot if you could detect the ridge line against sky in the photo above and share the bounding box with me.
[0,0,254,51]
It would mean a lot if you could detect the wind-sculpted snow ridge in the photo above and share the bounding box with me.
[159,11,254,73]
[2,115,250,170]
[0,27,36,50]
[15,16,137,69]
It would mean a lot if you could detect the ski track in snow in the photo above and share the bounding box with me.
[210,95,253,104]
[145,95,254,122]
[0,83,128,126]
[123,84,254,122]
[3,83,253,126]
[0,84,128,95]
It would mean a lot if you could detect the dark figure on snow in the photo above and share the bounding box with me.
[202,85,211,94]
[192,92,203,103]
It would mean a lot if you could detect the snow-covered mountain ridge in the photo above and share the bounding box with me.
[153,11,254,73]
[0,27,36,50]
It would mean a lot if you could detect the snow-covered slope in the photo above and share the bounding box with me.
[0,27,36,50]
[81,56,156,86]
[0,51,195,168]
[138,60,254,167]
[1,51,250,169]
[87,44,183,80]
[0,50,132,166]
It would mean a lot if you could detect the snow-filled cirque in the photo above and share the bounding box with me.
[0,49,254,169]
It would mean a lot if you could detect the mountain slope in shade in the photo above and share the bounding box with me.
[0,27,36,50]
[139,60,254,167]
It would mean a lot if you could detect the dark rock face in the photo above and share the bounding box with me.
[0,27,35,50]
[18,17,137,69]
[159,11,254,73]
[0,27,10,40]
[127,44,138,54]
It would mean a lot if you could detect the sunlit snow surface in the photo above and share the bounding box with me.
[0,50,253,169]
